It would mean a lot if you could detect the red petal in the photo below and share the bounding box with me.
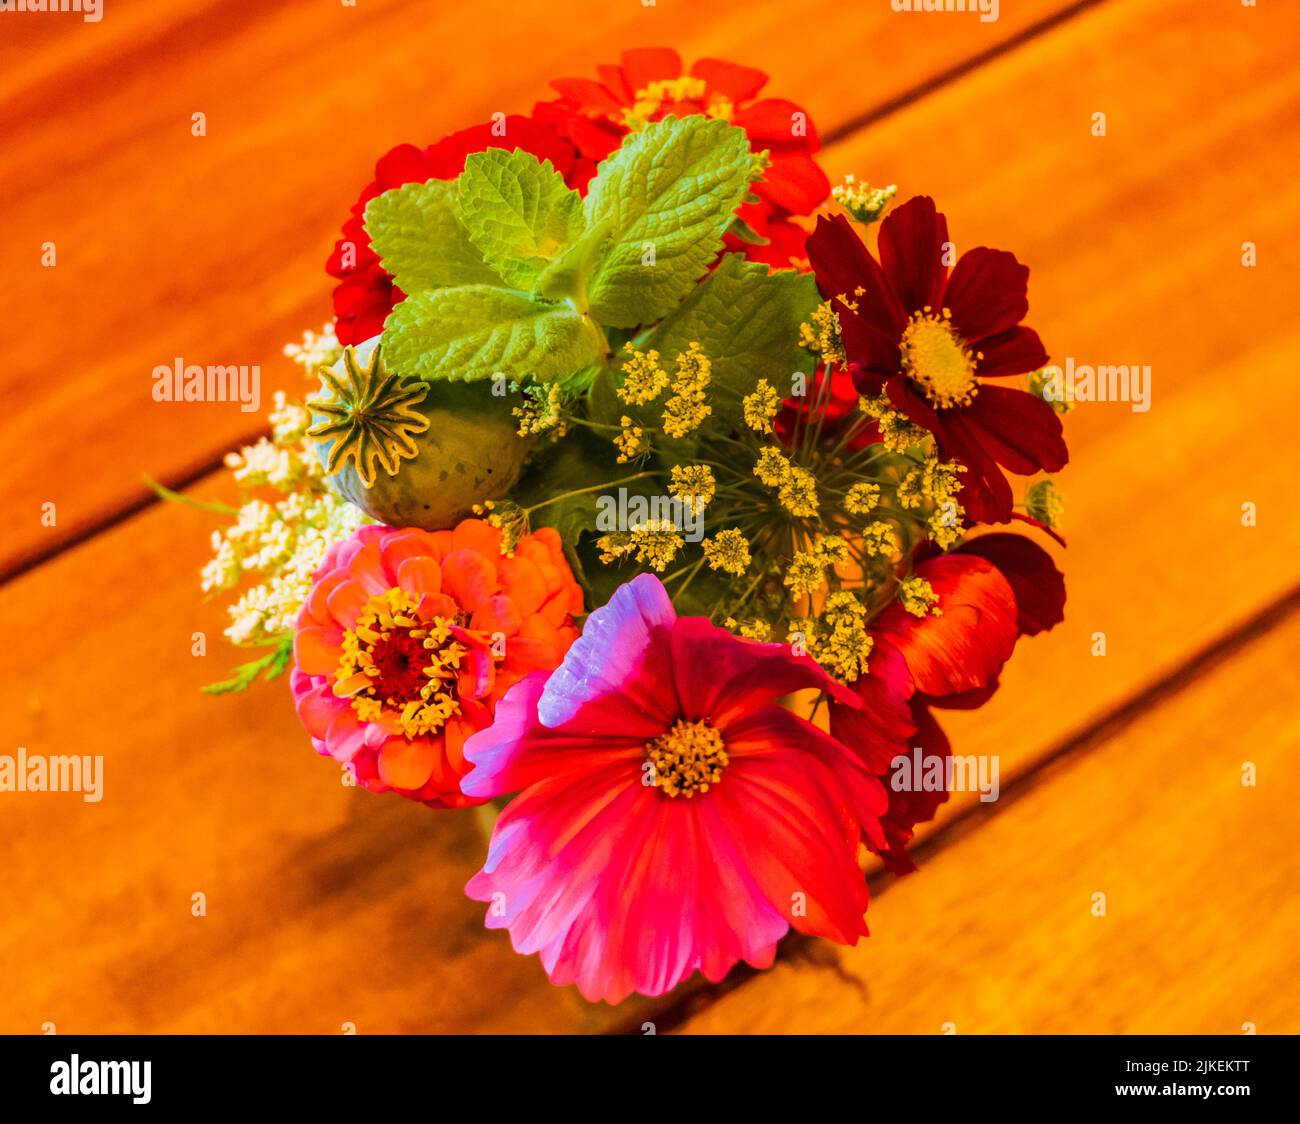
[975,325,1049,377]
[876,704,951,874]
[828,640,917,775]
[878,195,950,313]
[961,385,1069,475]
[873,553,1019,697]
[691,57,770,103]
[619,47,682,90]
[944,247,1029,342]
[752,151,830,215]
[958,533,1066,637]
[806,213,908,336]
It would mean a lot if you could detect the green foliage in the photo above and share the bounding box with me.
[647,254,821,418]
[456,149,584,289]
[361,118,764,391]
[364,180,500,294]
[582,117,757,328]
[382,285,605,382]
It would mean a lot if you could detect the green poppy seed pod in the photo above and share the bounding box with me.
[309,335,530,530]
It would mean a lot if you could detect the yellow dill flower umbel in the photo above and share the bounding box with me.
[778,466,820,517]
[742,378,781,433]
[784,549,827,597]
[754,446,791,487]
[629,520,685,572]
[617,344,669,405]
[668,464,716,516]
[844,482,881,515]
[703,529,751,575]
[898,575,941,618]
[859,393,928,452]
[725,617,773,642]
[799,300,846,367]
[661,342,713,438]
[614,415,650,463]
[861,520,901,559]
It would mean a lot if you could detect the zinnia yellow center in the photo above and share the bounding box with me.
[645,719,729,798]
[625,77,734,125]
[333,588,465,738]
[900,307,980,409]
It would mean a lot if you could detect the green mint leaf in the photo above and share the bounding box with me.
[646,253,820,421]
[365,179,501,295]
[456,148,584,289]
[382,285,605,382]
[532,215,615,303]
[582,117,757,329]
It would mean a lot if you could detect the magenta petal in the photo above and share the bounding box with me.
[538,573,679,731]
[461,673,646,799]
[669,617,859,728]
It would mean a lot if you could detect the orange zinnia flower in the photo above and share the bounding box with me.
[290,519,583,808]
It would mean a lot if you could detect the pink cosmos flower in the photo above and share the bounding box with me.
[460,573,889,1004]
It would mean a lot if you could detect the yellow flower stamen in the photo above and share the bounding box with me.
[645,719,729,798]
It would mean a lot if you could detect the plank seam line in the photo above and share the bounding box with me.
[1,0,1111,588]
[822,0,1109,146]
[612,578,1300,1034]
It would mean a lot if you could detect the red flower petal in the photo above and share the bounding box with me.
[961,384,1069,475]
[876,704,951,874]
[878,195,949,313]
[932,406,1016,523]
[620,47,682,90]
[828,640,917,775]
[958,533,1066,637]
[806,213,907,337]
[975,325,1049,377]
[690,57,770,103]
[873,553,1019,697]
[943,246,1029,343]
[669,617,858,730]
[752,151,831,216]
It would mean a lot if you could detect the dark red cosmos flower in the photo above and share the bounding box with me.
[533,47,829,269]
[805,197,1068,522]
[829,533,1065,872]
[326,115,585,346]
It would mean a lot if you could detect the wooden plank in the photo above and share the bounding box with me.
[0,0,1079,576]
[679,603,1300,1033]
[809,0,1300,847]
[2,0,1297,1033]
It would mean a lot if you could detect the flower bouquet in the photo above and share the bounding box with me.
[191,49,1068,1005]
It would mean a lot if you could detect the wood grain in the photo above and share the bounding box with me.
[813,0,1300,850]
[1,0,1297,1034]
[679,604,1300,1034]
[0,0,1079,576]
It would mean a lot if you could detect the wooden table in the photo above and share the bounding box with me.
[2,0,1297,1033]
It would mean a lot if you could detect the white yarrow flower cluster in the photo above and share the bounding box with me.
[201,326,366,648]
[282,322,341,375]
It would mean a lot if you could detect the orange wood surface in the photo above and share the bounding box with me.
[2,0,1297,1034]
[0,0,1079,578]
